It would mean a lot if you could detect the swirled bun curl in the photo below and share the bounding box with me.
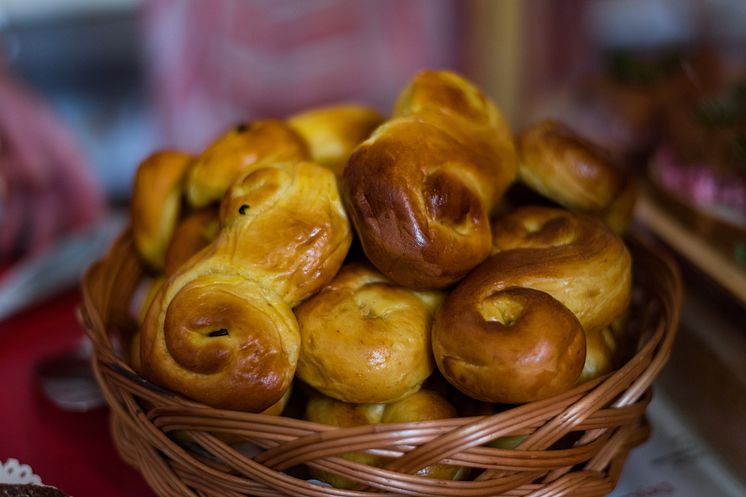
[296,263,439,404]
[141,275,299,411]
[490,207,632,333]
[517,120,636,234]
[344,70,517,289]
[288,104,384,176]
[141,161,351,412]
[131,151,193,269]
[185,120,307,208]
[433,285,585,404]
[433,207,631,403]
[305,390,466,489]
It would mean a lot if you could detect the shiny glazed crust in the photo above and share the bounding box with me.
[518,120,636,233]
[130,151,193,269]
[288,104,384,176]
[295,263,439,404]
[185,120,308,208]
[343,70,517,289]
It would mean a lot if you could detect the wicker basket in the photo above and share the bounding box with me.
[79,230,682,497]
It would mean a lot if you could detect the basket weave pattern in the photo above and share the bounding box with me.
[80,232,681,497]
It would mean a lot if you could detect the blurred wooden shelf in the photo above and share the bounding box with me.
[634,189,746,306]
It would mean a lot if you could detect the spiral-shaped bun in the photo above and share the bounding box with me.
[432,207,631,403]
[131,151,193,269]
[490,207,631,332]
[141,275,298,411]
[433,285,585,404]
[141,161,351,411]
[185,120,308,208]
[344,70,517,289]
[517,120,636,233]
[295,263,440,404]
[288,104,384,176]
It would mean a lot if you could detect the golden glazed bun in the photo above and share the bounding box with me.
[517,120,637,234]
[288,104,384,176]
[344,70,517,289]
[578,326,618,384]
[295,263,440,404]
[216,161,352,307]
[141,275,299,412]
[140,161,352,412]
[490,207,632,333]
[130,151,193,269]
[163,208,220,276]
[432,207,631,403]
[304,390,466,489]
[185,120,308,208]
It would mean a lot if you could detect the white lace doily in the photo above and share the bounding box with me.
[0,459,43,485]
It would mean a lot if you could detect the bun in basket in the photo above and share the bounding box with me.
[185,120,307,208]
[288,104,384,176]
[163,208,219,276]
[304,389,466,488]
[343,70,517,289]
[433,207,631,403]
[130,151,193,269]
[140,161,351,411]
[517,120,636,234]
[295,263,440,404]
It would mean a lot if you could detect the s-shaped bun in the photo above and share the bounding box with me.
[432,207,631,403]
[343,70,517,289]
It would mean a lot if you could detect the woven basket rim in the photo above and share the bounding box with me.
[79,229,682,497]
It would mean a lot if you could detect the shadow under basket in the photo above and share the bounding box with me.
[79,231,682,497]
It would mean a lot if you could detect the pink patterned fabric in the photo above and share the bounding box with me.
[142,0,459,151]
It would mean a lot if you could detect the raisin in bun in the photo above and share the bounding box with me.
[295,263,440,404]
[432,207,631,403]
[343,70,517,289]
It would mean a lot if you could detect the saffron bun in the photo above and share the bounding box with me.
[295,263,440,404]
[343,70,517,289]
[304,389,466,489]
[140,161,351,412]
[517,120,636,233]
[185,120,308,208]
[490,207,632,333]
[130,151,193,269]
[215,161,352,307]
[287,104,384,176]
[578,326,618,384]
[163,208,220,276]
[432,207,631,403]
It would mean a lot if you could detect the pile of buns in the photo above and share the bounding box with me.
[127,70,636,486]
